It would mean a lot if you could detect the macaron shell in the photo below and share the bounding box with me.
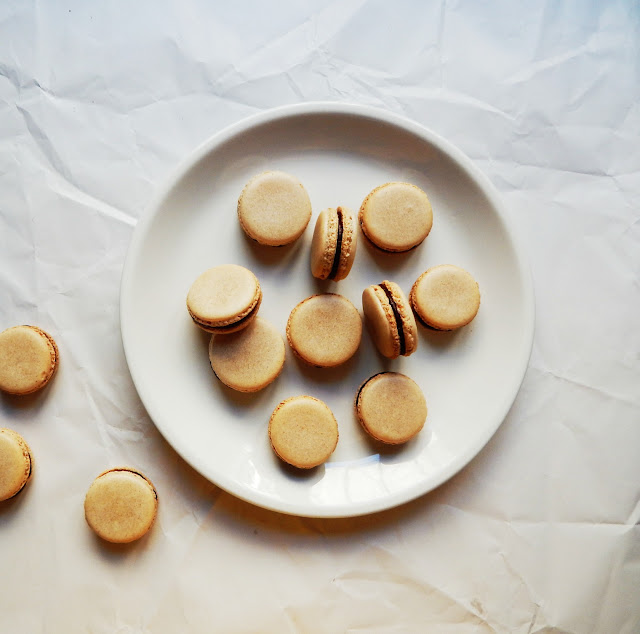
[310,208,339,279]
[333,206,357,281]
[362,285,400,359]
[209,316,286,392]
[84,468,158,544]
[0,428,33,501]
[0,325,59,395]
[411,265,481,330]
[356,372,427,444]
[237,171,312,246]
[187,264,261,332]
[359,182,433,252]
[286,294,362,367]
[268,396,339,469]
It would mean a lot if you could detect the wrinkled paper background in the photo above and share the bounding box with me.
[1,1,639,632]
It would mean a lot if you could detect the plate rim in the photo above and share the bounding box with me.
[120,102,535,518]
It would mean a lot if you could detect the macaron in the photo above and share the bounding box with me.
[237,171,312,246]
[359,182,433,252]
[410,265,481,330]
[355,372,427,444]
[187,264,262,334]
[0,428,33,501]
[268,396,339,469]
[0,325,59,395]
[208,316,286,392]
[362,281,418,359]
[286,293,362,367]
[84,468,158,544]
[310,206,358,281]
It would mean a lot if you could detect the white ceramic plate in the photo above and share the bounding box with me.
[120,103,534,518]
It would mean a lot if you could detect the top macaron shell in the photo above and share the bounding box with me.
[362,281,418,359]
[359,182,433,252]
[410,265,481,330]
[237,171,312,246]
[310,206,358,281]
[187,264,262,333]
[0,325,59,395]
[286,293,362,367]
[84,468,158,544]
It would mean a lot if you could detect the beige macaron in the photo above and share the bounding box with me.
[0,428,33,501]
[359,182,433,252]
[209,316,286,392]
[84,468,158,544]
[310,206,358,281]
[187,264,262,334]
[268,396,339,469]
[362,281,418,359]
[0,325,59,395]
[356,372,427,444]
[287,293,362,367]
[410,265,481,330]
[237,171,312,246]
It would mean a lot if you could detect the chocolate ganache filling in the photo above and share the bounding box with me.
[328,208,344,280]
[379,282,406,355]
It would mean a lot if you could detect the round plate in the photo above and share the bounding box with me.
[120,103,534,518]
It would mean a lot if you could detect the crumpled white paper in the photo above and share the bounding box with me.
[1,1,639,632]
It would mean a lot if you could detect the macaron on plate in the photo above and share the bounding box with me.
[120,103,534,518]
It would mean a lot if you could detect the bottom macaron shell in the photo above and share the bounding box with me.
[0,428,33,501]
[208,316,285,392]
[268,396,339,469]
[356,372,427,444]
[84,468,158,544]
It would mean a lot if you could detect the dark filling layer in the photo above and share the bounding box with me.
[192,304,256,333]
[380,283,406,355]
[328,208,344,280]
[413,308,451,332]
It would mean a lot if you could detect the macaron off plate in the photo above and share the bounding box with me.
[0,325,59,395]
[0,428,33,501]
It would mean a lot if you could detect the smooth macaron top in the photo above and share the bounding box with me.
[359,182,433,252]
[355,372,427,444]
[237,171,312,246]
[286,293,362,367]
[410,264,480,330]
[268,395,339,469]
[310,206,358,281]
[208,316,286,393]
[0,325,59,395]
[187,264,262,333]
[362,281,418,359]
[84,468,158,544]
[0,428,33,501]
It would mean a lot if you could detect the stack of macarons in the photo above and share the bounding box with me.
[184,171,482,469]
